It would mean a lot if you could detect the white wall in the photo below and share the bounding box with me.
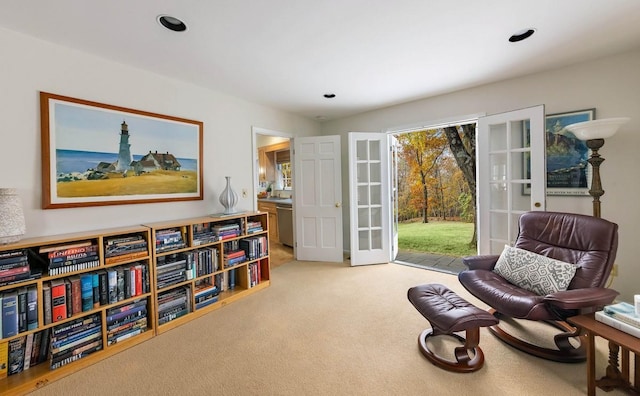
[322,49,640,302]
[0,27,320,237]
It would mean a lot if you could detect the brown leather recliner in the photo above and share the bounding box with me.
[458,211,619,362]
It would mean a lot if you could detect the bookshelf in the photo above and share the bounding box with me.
[144,212,270,335]
[0,225,154,395]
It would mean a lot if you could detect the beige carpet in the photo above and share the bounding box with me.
[30,260,627,396]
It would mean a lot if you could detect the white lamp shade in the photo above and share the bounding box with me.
[564,117,630,141]
[0,188,26,244]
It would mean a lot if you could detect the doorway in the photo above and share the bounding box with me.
[252,127,294,267]
[388,119,478,273]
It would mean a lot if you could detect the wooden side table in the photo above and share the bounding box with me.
[568,313,640,396]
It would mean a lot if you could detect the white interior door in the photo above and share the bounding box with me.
[477,105,546,254]
[348,133,392,266]
[293,135,343,262]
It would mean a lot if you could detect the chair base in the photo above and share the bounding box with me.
[418,328,485,373]
[488,309,586,363]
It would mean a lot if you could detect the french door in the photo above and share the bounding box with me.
[477,105,546,254]
[348,133,397,266]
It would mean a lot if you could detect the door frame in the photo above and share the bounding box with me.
[251,126,293,211]
[383,113,484,261]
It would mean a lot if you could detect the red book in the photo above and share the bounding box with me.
[134,266,143,296]
[50,279,67,322]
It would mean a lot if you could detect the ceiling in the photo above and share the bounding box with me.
[2,1,640,121]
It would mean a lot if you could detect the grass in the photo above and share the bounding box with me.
[398,220,476,257]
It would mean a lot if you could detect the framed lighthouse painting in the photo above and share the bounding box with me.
[40,92,203,209]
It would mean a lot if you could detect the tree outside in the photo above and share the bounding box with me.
[394,123,477,255]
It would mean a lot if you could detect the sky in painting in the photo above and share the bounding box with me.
[52,100,200,159]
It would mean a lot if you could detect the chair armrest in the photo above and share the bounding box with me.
[462,255,500,271]
[543,288,619,310]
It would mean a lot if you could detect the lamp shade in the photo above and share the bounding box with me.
[564,117,630,141]
[0,188,26,244]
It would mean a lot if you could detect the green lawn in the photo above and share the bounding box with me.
[398,220,476,257]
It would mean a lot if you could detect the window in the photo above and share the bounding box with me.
[277,162,292,189]
[275,149,292,190]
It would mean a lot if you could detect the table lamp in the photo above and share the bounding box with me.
[564,117,630,218]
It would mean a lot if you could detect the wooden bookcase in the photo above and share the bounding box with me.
[0,225,155,396]
[144,212,270,335]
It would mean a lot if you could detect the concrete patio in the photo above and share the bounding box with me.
[394,250,467,274]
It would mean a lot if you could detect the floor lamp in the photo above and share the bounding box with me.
[564,117,630,218]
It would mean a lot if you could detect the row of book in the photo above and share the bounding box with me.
[192,223,220,246]
[194,281,219,311]
[37,240,100,276]
[49,313,102,370]
[42,263,150,325]
[248,262,263,288]
[104,234,148,259]
[1,287,38,339]
[157,286,191,325]
[106,298,148,346]
[155,228,186,253]
[223,240,246,268]
[240,235,268,261]
[213,223,241,240]
[246,220,264,234]
[0,250,41,286]
[0,327,52,378]
[595,301,640,338]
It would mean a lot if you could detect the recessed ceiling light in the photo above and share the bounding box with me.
[157,15,187,32]
[509,28,535,43]
[323,93,336,99]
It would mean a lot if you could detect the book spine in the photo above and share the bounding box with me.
[51,283,67,323]
[47,244,97,259]
[2,291,19,338]
[71,278,82,316]
[17,288,27,333]
[26,286,38,330]
[43,284,52,325]
[80,275,93,312]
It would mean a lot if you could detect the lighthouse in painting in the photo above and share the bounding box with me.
[115,121,132,172]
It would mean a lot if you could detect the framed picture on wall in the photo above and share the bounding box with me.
[544,108,595,196]
[40,92,204,209]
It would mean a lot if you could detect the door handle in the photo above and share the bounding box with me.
[335,203,341,208]
[534,202,541,208]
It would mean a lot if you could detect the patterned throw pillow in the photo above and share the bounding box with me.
[493,245,577,295]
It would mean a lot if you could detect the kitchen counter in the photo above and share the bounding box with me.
[258,197,292,206]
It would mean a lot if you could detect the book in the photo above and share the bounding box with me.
[69,275,82,316]
[2,290,19,338]
[107,268,118,304]
[50,278,67,322]
[92,272,100,308]
[39,240,92,254]
[603,302,640,328]
[65,278,72,318]
[38,328,51,366]
[17,287,27,333]
[7,336,25,376]
[29,331,42,367]
[23,332,34,370]
[98,270,108,306]
[80,274,94,312]
[595,310,640,338]
[43,282,52,325]
[0,340,8,379]
[26,286,38,330]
